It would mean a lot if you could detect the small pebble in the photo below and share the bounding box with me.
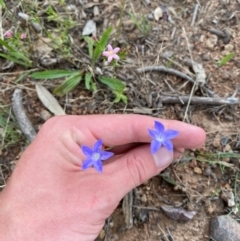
[212,134,221,148]
[202,53,211,61]
[194,167,202,174]
[40,110,52,121]
[224,44,234,52]
[223,144,232,152]
[206,34,218,49]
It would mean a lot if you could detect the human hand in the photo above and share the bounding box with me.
[0,114,205,241]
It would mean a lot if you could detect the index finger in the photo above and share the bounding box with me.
[67,114,206,149]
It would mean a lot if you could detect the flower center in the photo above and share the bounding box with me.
[109,50,114,55]
[92,152,100,161]
[156,134,164,142]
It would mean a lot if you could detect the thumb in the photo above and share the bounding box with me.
[106,144,173,198]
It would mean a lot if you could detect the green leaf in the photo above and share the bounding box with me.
[160,174,176,186]
[53,73,82,96]
[0,39,32,67]
[113,91,128,104]
[0,53,32,67]
[98,76,125,92]
[0,0,5,8]
[8,51,32,65]
[31,70,80,79]
[84,72,92,90]
[92,27,112,65]
[217,52,235,67]
[99,76,127,103]
[83,37,94,59]
[0,38,15,52]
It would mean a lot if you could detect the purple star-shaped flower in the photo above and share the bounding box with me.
[102,44,120,63]
[81,139,114,173]
[148,121,179,154]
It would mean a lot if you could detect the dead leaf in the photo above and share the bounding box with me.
[160,205,197,222]
[35,84,66,115]
[33,37,53,56]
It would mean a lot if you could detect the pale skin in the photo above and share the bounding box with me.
[0,114,206,241]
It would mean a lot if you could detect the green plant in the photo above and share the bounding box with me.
[217,52,235,67]
[98,76,127,103]
[0,0,5,7]
[0,39,32,67]
[31,28,127,103]
[31,70,82,96]
[195,151,240,173]
[0,107,23,149]
[129,12,151,36]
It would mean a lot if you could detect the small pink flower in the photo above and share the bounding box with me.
[20,33,27,40]
[102,44,120,63]
[5,31,12,38]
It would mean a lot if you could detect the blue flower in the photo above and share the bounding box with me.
[148,121,179,154]
[81,139,114,173]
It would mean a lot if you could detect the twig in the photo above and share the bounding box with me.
[167,227,176,241]
[159,95,239,105]
[12,89,36,142]
[191,4,199,26]
[137,65,215,96]
[136,66,195,84]
[133,205,161,211]
[122,190,133,229]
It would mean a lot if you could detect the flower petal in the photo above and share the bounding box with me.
[82,158,94,170]
[81,146,94,157]
[113,47,120,54]
[150,140,162,154]
[107,44,113,51]
[154,121,165,133]
[102,51,110,57]
[113,54,120,61]
[94,160,103,173]
[162,139,173,152]
[100,151,114,160]
[164,130,179,139]
[148,129,159,139]
[108,55,113,63]
[94,139,103,152]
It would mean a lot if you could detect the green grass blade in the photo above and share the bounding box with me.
[84,72,92,90]
[0,53,32,67]
[83,37,94,59]
[9,51,32,64]
[53,73,82,96]
[217,52,235,67]
[0,38,15,52]
[129,12,140,30]
[31,70,80,79]
[92,27,112,66]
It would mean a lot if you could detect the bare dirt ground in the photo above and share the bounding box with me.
[1,0,240,240]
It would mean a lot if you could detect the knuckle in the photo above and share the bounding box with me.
[125,152,147,187]
[39,116,65,136]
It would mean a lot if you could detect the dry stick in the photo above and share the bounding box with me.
[137,66,195,84]
[136,66,239,105]
[159,95,239,105]
[191,4,199,26]
[182,27,195,122]
[12,89,36,142]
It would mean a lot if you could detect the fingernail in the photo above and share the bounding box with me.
[153,147,173,170]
